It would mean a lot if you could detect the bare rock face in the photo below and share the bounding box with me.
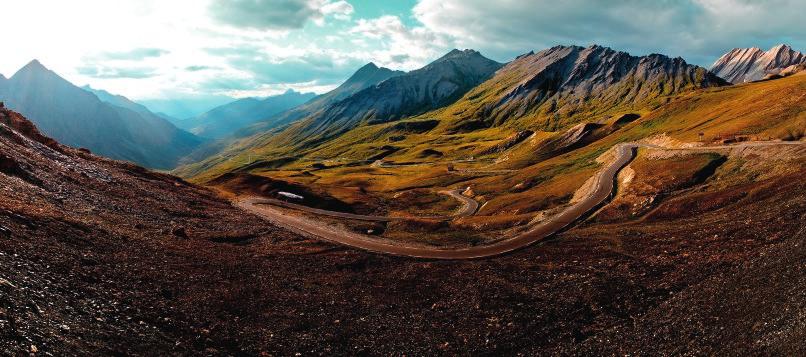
[711,44,806,83]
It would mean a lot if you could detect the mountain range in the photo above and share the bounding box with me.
[4,44,803,175]
[711,44,806,83]
[238,62,405,137]
[0,60,203,169]
[176,45,727,180]
[176,89,316,139]
[430,45,726,132]
[275,49,502,146]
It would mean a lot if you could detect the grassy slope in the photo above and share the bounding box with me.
[182,74,805,230]
[175,51,713,182]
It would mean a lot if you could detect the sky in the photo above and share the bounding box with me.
[1,0,805,108]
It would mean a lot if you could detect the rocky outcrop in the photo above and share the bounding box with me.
[711,44,806,83]
[0,108,61,149]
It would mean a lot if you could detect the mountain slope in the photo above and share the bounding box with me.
[711,44,806,83]
[180,90,315,139]
[273,49,503,147]
[0,60,203,169]
[174,50,501,178]
[176,45,726,181]
[432,45,727,133]
[82,85,157,117]
[239,62,405,136]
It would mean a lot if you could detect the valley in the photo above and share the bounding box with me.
[186,65,806,251]
[2,102,804,354]
[1,9,805,352]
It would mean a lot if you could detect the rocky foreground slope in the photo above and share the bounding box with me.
[2,104,805,355]
[711,44,806,83]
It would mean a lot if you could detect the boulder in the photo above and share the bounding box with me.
[171,225,188,239]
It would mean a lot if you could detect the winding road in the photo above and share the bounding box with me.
[236,141,805,259]
[239,189,478,222]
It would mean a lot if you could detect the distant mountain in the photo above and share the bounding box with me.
[0,60,203,169]
[711,44,806,83]
[181,89,316,139]
[174,46,730,181]
[139,96,235,121]
[239,63,405,137]
[173,49,503,179]
[82,85,156,117]
[272,49,503,146]
[436,45,727,132]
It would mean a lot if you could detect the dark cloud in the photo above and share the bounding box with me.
[97,48,170,61]
[77,65,159,79]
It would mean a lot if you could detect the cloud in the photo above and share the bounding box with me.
[349,15,454,69]
[412,0,806,66]
[209,0,354,30]
[185,65,218,72]
[321,0,354,21]
[200,44,367,97]
[77,65,160,79]
[96,48,170,61]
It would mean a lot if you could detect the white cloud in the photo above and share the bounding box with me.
[349,15,454,70]
[0,0,363,101]
[209,0,354,29]
[320,0,354,21]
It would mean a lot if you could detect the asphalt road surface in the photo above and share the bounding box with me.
[236,141,804,259]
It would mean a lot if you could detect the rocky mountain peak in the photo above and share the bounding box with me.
[344,62,401,87]
[712,44,806,83]
[14,59,49,76]
[770,43,791,54]
[442,44,725,130]
[353,62,379,74]
[436,49,486,63]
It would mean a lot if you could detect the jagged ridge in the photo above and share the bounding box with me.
[440,45,726,132]
[272,49,503,148]
[711,44,806,83]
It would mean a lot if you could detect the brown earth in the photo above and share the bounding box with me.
[1,107,805,355]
